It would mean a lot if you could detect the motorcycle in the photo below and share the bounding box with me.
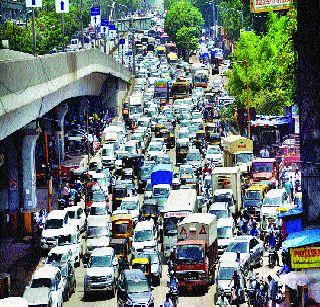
[167,278,179,307]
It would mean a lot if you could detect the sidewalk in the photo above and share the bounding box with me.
[0,238,42,296]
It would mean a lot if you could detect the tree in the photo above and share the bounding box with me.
[227,10,297,115]
[176,26,199,58]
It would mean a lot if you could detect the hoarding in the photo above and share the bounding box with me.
[250,0,293,13]
[290,246,320,269]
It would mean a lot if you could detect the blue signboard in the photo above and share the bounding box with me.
[101,18,108,26]
[90,6,100,16]
[119,38,125,45]
[108,24,116,31]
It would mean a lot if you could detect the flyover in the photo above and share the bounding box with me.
[0,48,132,140]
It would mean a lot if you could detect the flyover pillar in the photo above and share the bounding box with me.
[56,104,68,161]
[22,122,41,211]
[297,0,320,227]
[4,136,20,211]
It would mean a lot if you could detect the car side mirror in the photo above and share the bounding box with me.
[83,264,88,268]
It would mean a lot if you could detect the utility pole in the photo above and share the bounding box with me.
[44,132,52,212]
[31,8,36,57]
[80,0,84,48]
[244,60,250,139]
[131,16,136,76]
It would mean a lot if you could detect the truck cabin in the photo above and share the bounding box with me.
[251,158,278,187]
[175,240,205,265]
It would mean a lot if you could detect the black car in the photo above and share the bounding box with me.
[117,269,154,307]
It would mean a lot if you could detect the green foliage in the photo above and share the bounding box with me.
[164,0,204,58]
[227,10,297,115]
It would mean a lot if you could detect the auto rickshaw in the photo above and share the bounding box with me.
[122,154,144,177]
[176,143,189,165]
[112,184,128,211]
[109,238,130,260]
[155,123,165,137]
[111,213,133,241]
[141,199,159,222]
[131,257,151,281]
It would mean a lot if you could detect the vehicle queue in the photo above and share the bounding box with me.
[2,16,303,307]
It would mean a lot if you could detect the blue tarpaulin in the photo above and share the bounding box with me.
[151,164,173,186]
[282,229,320,249]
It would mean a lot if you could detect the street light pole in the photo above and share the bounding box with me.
[31,8,37,57]
[244,60,251,139]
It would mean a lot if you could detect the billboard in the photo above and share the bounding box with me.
[290,246,320,269]
[250,0,293,13]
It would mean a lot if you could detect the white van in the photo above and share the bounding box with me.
[132,220,157,253]
[41,210,70,251]
[260,188,292,221]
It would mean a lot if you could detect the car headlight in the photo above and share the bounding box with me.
[107,274,113,280]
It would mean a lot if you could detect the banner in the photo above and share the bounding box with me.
[250,0,293,13]
[290,246,320,269]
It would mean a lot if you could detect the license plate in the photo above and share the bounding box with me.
[91,283,105,289]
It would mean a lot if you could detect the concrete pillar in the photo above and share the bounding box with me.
[22,122,41,211]
[4,136,20,211]
[56,104,68,161]
[297,0,320,227]
[117,79,128,117]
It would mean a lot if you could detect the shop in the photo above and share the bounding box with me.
[281,229,320,306]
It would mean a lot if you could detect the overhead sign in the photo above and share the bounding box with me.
[90,6,100,16]
[26,0,42,8]
[91,15,101,26]
[55,0,69,13]
[101,18,109,27]
[290,246,320,269]
[250,0,293,13]
[119,38,125,45]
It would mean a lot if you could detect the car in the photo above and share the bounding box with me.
[216,262,246,302]
[132,220,157,253]
[41,210,70,251]
[117,269,154,307]
[101,144,116,168]
[1,297,28,307]
[65,206,86,233]
[84,247,118,298]
[25,266,64,307]
[23,287,52,306]
[45,245,74,267]
[220,236,264,273]
[65,129,86,142]
[120,196,140,222]
[205,144,223,166]
[185,148,202,169]
[179,164,197,186]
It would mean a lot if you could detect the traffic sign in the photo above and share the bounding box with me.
[26,0,42,8]
[101,26,107,33]
[91,15,101,26]
[55,0,69,13]
[101,18,109,27]
[119,38,125,45]
[90,6,100,16]
[108,24,116,31]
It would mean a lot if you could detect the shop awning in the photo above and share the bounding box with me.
[282,229,320,249]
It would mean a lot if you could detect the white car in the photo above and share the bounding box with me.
[120,196,140,222]
[132,220,157,253]
[41,210,70,251]
[25,266,64,307]
[101,144,116,168]
[65,206,86,233]
[220,236,264,272]
[46,245,74,267]
[206,144,223,166]
[84,247,118,298]
[216,218,234,253]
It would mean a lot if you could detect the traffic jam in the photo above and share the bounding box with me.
[16,18,302,307]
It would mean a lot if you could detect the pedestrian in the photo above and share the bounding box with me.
[267,275,278,306]
[62,182,70,202]
[284,178,293,202]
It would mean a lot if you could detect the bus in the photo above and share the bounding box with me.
[169,78,191,100]
[162,189,197,258]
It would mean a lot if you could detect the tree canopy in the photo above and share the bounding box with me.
[227,10,297,115]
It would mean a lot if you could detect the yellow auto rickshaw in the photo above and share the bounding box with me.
[111,213,133,243]
[109,238,130,260]
[131,257,151,281]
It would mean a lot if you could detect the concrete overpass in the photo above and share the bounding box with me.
[0,48,132,140]
[0,48,132,213]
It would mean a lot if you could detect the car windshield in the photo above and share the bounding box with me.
[89,255,112,267]
[180,167,193,175]
[246,190,262,200]
[127,280,149,293]
[143,205,157,215]
[264,197,282,207]
[207,147,221,155]
[47,253,68,264]
[153,187,169,198]
[114,223,129,234]
[217,227,232,239]
[45,219,63,229]
[102,148,113,156]
[218,267,235,280]
[164,217,184,235]
[252,162,273,173]
[92,192,105,202]
[187,152,201,161]
[209,209,229,219]
[31,278,53,289]
[149,143,162,151]
[87,226,108,238]
[226,241,249,254]
[176,245,204,264]
[236,153,253,164]
[134,230,153,242]
[90,206,107,215]
[121,201,138,211]
[58,234,77,245]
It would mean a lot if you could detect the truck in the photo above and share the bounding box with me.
[193,69,209,88]
[211,167,242,213]
[251,157,278,188]
[162,189,197,258]
[175,213,218,292]
[128,94,143,122]
[221,135,253,174]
